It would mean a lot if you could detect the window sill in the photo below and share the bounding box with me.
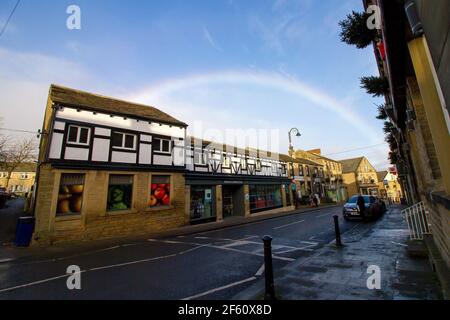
[107,208,138,216]
[145,205,174,212]
[55,214,82,222]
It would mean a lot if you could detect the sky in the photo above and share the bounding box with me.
[0,0,390,169]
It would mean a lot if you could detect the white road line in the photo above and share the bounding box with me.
[0,271,86,294]
[0,258,14,263]
[273,220,305,230]
[194,237,210,240]
[89,254,177,271]
[316,212,333,218]
[181,277,257,300]
[255,264,265,276]
[178,245,208,255]
[391,241,408,247]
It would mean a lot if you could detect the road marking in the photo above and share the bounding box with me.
[194,237,210,240]
[391,241,408,247]
[89,254,177,271]
[178,245,208,255]
[273,220,305,230]
[0,258,14,263]
[316,212,333,218]
[0,271,86,294]
[255,264,265,276]
[181,277,257,300]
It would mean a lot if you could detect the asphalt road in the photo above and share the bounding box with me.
[0,199,26,244]
[0,205,367,300]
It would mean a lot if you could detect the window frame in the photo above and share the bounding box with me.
[148,174,172,209]
[67,125,91,146]
[107,174,135,213]
[194,150,207,165]
[111,131,137,151]
[153,137,172,154]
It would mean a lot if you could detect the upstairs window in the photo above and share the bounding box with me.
[223,156,231,168]
[153,137,171,154]
[194,151,207,165]
[299,165,304,176]
[112,132,136,150]
[67,125,90,146]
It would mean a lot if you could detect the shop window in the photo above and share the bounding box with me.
[249,185,282,213]
[149,175,171,208]
[107,175,133,211]
[111,132,136,150]
[190,186,215,221]
[153,137,171,154]
[285,184,292,206]
[67,125,90,146]
[57,173,85,216]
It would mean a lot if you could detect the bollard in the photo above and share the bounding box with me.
[333,215,343,247]
[262,235,275,300]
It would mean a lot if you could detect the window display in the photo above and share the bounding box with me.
[57,173,85,216]
[107,175,133,211]
[149,175,171,208]
[249,184,282,213]
[190,186,215,221]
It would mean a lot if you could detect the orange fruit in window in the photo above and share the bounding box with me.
[148,195,158,207]
[70,195,83,213]
[58,200,70,214]
[69,185,84,194]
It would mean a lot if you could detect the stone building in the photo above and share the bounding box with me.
[340,157,379,197]
[0,163,36,196]
[32,85,293,245]
[377,168,404,203]
[363,0,450,271]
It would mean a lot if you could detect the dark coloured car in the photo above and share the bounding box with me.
[343,195,383,221]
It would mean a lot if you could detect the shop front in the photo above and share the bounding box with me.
[249,184,283,214]
[189,185,216,224]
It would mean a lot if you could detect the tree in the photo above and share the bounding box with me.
[0,137,37,189]
[360,76,390,97]
[383,121,395,134]
[376,105,388,120]
[339,11,378,49]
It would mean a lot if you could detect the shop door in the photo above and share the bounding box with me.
[223,187,234,218]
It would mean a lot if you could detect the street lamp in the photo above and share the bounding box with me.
[288,128,301,153]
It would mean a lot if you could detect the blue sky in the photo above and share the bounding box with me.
[0,0,390,168]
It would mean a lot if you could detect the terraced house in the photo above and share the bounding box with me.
[340,157,379,197]
[32,85,293,245]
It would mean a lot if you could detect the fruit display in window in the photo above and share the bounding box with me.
[148,195,158,207]
[58,199,70,214]
[162,194,170,206]
[154,187,166,200]
[70,195,83,213]
[69,185,84,194]
[149,182,170,207]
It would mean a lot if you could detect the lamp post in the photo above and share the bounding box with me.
[288,128,301,154]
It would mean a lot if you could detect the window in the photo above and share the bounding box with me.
[107,175,133,211]
[223,156,231,168]
[149,175,170,208]
[111,132,136,150]
[305,166,310,176]
[194,151,207,165]
[256,160,262,171]
[0,172,8,178]
[57,174,85,216]
[190,186,215,221]
[153,137,171,153]
[299,165,304,176]
[67,125,90,145]
[20,173,30,180]
[290,163,295,176]
[249,185,282,213]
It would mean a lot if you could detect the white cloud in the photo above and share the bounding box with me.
[202,25,223,52]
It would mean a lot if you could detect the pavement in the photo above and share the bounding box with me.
[0,198,26,245]
[233,205,443,300]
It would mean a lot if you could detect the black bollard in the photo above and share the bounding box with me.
[333,215,342,247]
[262,235,275,300]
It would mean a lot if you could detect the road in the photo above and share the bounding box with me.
[0,199,26,244]
[0,205,368,300]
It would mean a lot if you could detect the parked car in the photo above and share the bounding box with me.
[342,195,384,221]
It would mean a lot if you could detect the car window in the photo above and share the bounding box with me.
[348,196,358,203]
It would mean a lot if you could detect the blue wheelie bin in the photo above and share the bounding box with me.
[15,216,35,247]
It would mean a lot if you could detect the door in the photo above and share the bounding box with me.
[222,187,234,218]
